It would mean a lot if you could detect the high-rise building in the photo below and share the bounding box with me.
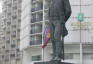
[0,14,2,45]
[20,0,93,64]
[0,0,22,64]
[0,14,3,64]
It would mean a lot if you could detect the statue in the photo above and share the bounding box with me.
[49,0,72,62]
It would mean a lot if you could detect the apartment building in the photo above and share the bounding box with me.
[0,14,3,63]
[0,14,2,45]
[0,0,22,64]
[21,0,93,64]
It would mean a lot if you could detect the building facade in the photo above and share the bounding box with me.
[0,14,3,63]
[0,0,22,64]
[20,0,93,64]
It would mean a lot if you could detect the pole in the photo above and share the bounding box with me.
[80,0,82,63]
[43,48,44,61]
[42,0,45,61]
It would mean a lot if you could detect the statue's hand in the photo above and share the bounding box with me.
[60,16,65,24]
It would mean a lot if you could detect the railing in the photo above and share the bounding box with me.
[32,0,37,2]
[31,8,35,12]
[18,16,21,20]
[17,35,20,39]
[31,17,43,23]
[7,19,11,22]
[44,15,49,20]
[17,25,20,29]
[11,42,16,45]
[10,50,15,54]
[30,40,42,45]
[6,27,10,31]
[36,6,43,11]
[12,4,17,8]
[6,36,10,41]
[7,10,11,13]
[12,22,16,25]
[30,28,42,34]
[7,1,12,5]
[16,54,21,60]
[11,32,16,35]
[12,12,17,16]
[18,7,21,10]
[5,47,10,51]
[31,6,43,12]
[4,55,9,61]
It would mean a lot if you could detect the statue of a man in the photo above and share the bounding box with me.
[49,0,72,62]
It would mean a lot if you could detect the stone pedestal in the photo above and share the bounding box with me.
[34,61,73,64]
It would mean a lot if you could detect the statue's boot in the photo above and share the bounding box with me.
[53,54,62,62]
[53,42,62,62]
[51,41,56,61]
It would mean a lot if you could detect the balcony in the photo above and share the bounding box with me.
[2,7,7,11]
[18,7,21,11]
[11,32,16,35]
[14,0,17,2]
[31,8,35,12]
[30,40,42,45]
[2,16,6,20]
[31,17,43,23]
[3,0,7,2]
[44,15,49,20]
[18,16,21,20]
[12,22,16,25]
[31,0,37,2]
[36,6,43,11]
[6,27,10,31]
[7,1,12,5]
[7,9,11,14]
[7,19,11,23]
[16,54,21,60]
[5,47,10,51]
[1,25,6,29]
[11,41,16,45]
[30,28,42,34]
[12,12,17,17]
[31,6,43,12]
[1,34,5,38]
[4,55,9,61]
[17,35,20,39]
[44,4,50,9]
[10,50,15,54]
[17,25,20,29]
[12,4,17,8]
[5,36,10,41]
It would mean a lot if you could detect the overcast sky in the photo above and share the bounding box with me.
[0,0,2,13]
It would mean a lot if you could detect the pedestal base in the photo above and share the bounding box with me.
[34,61,73,64]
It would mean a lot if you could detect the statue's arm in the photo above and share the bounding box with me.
[63,0,72,22]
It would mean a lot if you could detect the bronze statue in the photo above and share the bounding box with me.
[49,0,72,62]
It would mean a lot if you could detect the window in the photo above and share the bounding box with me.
[65,53,73,60]
[11,45,15,48]
[32,55,41,61]
[6,50,9,53]
[12,40,16,44]
[16,49,20,52]
[11,54,15,57]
